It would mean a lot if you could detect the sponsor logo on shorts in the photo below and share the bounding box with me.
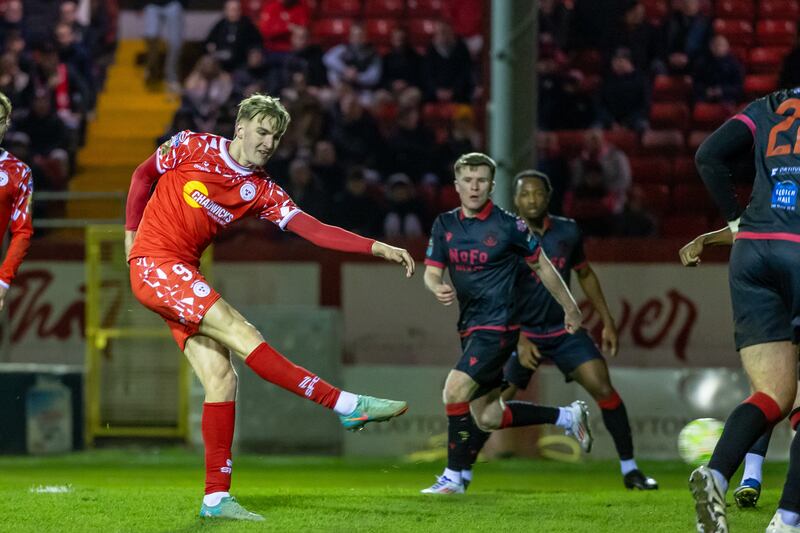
[0,172,9,187]
[469,356,478,366]
[192,281,211,298]
[240,182,256,201]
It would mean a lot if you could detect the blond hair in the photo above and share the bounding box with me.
[454,152,496,179]
[0,92,11,121]
[236,93,290,134]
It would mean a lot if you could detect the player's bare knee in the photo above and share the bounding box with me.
[206,367,238,397]
[474,403,501,431]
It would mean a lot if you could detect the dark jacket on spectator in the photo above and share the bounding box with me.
[693,53,743,103]
[204,15,263,71]
[422,39,473,103]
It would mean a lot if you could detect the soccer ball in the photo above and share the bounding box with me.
[678,418,724,466]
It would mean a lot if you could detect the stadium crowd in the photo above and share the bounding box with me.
[0,0,118,209]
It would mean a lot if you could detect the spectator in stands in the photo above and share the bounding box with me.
[0,0,25,43]
[311,139,345,195]
[443,0,484,58]
[281,70,324,151]
[661,0,711,74]
[259,0,310,53]
[569,0,630,49]
[0,52,30,119]
[182,55,233,132]
[537,131,569,215]
[541,69,599,130]
[332,166,383,238]
[422,21,474,103]
[613,185,657,237]
[438,104,482,178]
[692,35,743,105]
[156,106,197,146]
[569,129,631,217]
[610,2,661,73]
[284,157,328,219]
[232,47,269,98]
[539,0,571,51]
[382,103,436,183]
[323,22,382,96]
[779,35,800,90]
[22,0,60,43]
[204,0,262,72]
[29,42,89,145]
[282,25,328,91]
[16,94,70,189]
[55,22,95,108]
[142,0,186,92]
[58,1,89,46]
[325,89,383,168]
[598,47,650,132]
[382,173,425,240]
[381,27,422,94]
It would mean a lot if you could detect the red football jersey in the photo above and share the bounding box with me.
[0,150,33,287]
[130,131,300,265]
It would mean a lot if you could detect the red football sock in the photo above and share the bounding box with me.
[202,401,235,495]
[245,341,341,409]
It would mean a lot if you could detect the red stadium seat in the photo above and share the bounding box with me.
[407,0,444,17]
[730,45,750,64]
[692,103,730,130]
[319,0,362,17]
[637,184,672,216]
[650,102,691,130]
[687,130,713,152]
[312,18,353,47]
[672,184,714,212]
[715,0,755,19]
[652,75,692,102]
[604,129,639,154]
[748,47,789,74]
[641,0,669,21]
[408,18,436,48]
[364,0,404,17]
[744,74,779,100]
[554,130,588,159]
[660,214,710,237]
[365,18,397,47]
[571,48,605,76]
[759,0,800,19]
[437,186,461,210]
[756,20,797,47]
[713,19,754,47]
[630,156,673,184]
[673,156,699,183]
[640,129,685,155]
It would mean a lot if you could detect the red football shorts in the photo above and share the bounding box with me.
[129,256,221,350]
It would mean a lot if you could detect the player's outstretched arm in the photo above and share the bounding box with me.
[678,226,733,267]
[286,212,415,277]
[423,265,455,306]
[125,154,161,261]
[576,265,618,357]
[529,249,582,333]
[0,174,33,311]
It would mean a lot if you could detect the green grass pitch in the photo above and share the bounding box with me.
[0,449,787,532]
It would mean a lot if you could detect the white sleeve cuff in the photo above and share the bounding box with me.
[0,279,11,289]
[727,217,741,234]
[278,208,302,231]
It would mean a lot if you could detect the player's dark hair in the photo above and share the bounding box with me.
[454,152,496,179]
[514,169,552,193]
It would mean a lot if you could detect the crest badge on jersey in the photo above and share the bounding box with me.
[240,182,256,201]
[0,171,9,187]
[483,232,498,247]
[192,281,211,298]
